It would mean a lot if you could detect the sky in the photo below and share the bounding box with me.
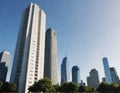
[1,0,120,84]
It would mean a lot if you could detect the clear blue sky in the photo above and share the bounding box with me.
[1,0,120,84]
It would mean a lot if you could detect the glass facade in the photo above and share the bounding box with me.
[61,57,70,84]
[110,67,120,84]
[103,57,112,83]
[72,66,80,85]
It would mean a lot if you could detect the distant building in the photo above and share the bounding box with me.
[87,69,99,88]
[80,80,86,86]
[102,77,106,82]
[0,51,10,82]
[10,3,46,93]
[44,28,58,85]
[61,57,70,84]
[110,67,120,84]
[72,66,80,85]
[103,57,112,83]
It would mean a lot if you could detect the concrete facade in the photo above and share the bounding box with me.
[10,3,46,93]
[0,51,10,82]
[44,28,58,85]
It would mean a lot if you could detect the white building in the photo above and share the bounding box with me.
[10,3,46,93]
[0,51,10,82]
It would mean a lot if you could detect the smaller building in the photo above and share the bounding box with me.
[102,77,106,83]
[0,51,10,82]
[87,69,99,88]
[103,57,112,83]
[110,67,120,84]
[72,66,80,85]
[61,57,70,84]
[80,80,86,86]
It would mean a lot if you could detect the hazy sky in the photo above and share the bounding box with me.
[1,0,120,83]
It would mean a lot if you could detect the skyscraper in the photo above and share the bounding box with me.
[44,28,58,85]
[61,57,70,84]
[103,57,112,83]
[0,51,10,82]
[10,3,46,93]
[87,69,99,88]
[72,66,80,85]
[110,67,120,84]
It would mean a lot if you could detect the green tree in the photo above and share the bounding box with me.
[10,83,17,92]
[28,78,53,92]
[52,84,60,92]
[0,80,3,90]
[1,82,17,92]
[59,82,78,93]
[78,85,86,92]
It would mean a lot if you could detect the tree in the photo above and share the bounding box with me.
[10,83,17,92]
[78,85,96,92]
[78,85,86,92]
[52,84,60,92]
[0,80,3,90]
[1,82,17,92]
[59,82,78,93]
[28,78,53,92]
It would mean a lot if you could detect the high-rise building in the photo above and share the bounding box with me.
[0,51,10,82]
[110,67,120,84]
[10,3,46,93]
[61,57,70,84]
[44,28,58,85]
[87,69,99,88]
[103,57,112,83]
[72,66,80,85]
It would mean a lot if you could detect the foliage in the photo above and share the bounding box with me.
[78,85,96,92]
[0,80,3,90]
[0,82,17,92]
[78,85,86,92]
[28,78,53,92]
[59,82,78,93]
[97,82,120,92]
[52,84,60,92]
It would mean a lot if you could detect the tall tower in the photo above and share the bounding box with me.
[61,57,70,84]
[103,57,112,83]
[87,69,99,88]
[44,28,58,85]
[72,66,80,85]
[10,3,46,93]
[0,51,10,82]
[110,67,120,84]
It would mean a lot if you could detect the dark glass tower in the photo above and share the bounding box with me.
[103,57,112,83]
[110,67,119,84]
[72,66,80,85]
[61,57,70,84]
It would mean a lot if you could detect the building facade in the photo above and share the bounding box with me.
[103,57,112,83]
[61,57,70,84]
[44,28,58,85]
[87,69,99,88]
[110,67,120,84]
[0,51,10,82]
[72,66,80,85]
[10,3,46,93]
